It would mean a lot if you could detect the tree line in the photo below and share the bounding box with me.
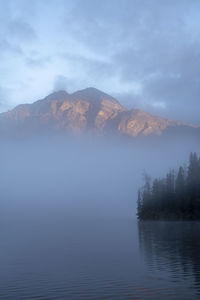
[137,152,200,220]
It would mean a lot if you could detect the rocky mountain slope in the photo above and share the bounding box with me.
[0,87,199,138]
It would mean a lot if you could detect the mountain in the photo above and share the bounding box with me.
[0,87,199,139]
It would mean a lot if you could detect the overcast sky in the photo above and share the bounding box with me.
[0,0,200,124]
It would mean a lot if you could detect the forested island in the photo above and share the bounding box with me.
[137,152,200,220]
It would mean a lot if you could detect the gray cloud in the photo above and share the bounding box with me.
[0,88,5,106]
[57,0,200,123]
[0,87,11,112]
[8,19,36,42]
[26,56,51,67]
[53,75,72,92]
[0,0,200,124]
[0,39,23,55]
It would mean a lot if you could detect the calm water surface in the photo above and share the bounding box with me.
[1,139,200,299]
[1,210,200,300]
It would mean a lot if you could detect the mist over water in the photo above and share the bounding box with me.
[1,135,199,219]
[0,135,200,299]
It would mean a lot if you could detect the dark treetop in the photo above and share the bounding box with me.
[137,152,200,220]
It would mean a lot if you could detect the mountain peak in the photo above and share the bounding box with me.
[76,87,102,94]
[0,87,199,139]
[45,90,69,101]
[72,87,116,101]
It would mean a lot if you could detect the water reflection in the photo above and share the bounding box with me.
[1,217,200,299]
[138,221,200,296]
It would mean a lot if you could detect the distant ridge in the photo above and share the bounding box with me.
[0,87,199,139]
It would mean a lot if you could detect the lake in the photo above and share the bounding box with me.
[1,210,200,299]
[1,139,200,299]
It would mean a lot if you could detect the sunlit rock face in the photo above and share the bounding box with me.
[0,87,198,138]
[117,109,184,137]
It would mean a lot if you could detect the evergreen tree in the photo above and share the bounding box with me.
[175,166,185,213]
[137,152,200,220]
